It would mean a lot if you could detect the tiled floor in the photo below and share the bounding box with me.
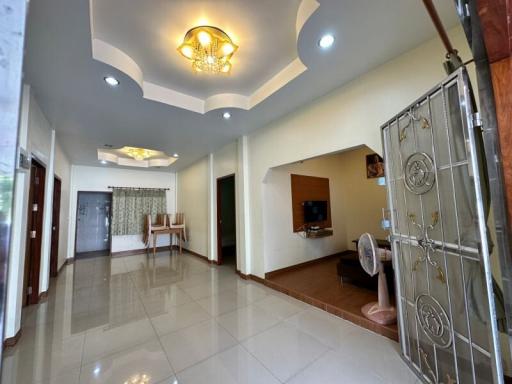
[267,254,398,340]
[2,251,419,384]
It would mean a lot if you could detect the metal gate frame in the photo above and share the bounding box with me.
[381,67,503,383]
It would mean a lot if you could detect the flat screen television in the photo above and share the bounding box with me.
[303,200,328,223]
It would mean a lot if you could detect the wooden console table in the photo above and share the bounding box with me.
[306,229,333,238]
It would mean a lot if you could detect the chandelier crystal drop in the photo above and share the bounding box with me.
[178,26,238,74]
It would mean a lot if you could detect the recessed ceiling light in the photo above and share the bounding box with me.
[100,160,107,164]
[104,76,119,86]
[223,112,231,120]
[318,34,335,49]
[173,153,179,158]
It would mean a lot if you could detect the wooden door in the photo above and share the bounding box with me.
[50,177,61,277]
[23,159,46,306]
[216,175,236,265]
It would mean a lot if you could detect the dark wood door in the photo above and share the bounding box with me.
[216,175,236,266]
[50,177,61,277]
[24,160,46,306]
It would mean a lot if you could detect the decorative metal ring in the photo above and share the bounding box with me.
[416,294,452,349]
[404,152,436,195]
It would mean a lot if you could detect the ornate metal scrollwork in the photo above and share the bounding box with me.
[409,212,445,283]
[419,348,456,384]
[404,152,436,195]
[416,294,452,349]
[399,111,430,143]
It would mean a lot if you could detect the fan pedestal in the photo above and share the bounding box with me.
[361,302,397,325]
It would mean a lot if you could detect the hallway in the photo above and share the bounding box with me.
[3,252,418,384]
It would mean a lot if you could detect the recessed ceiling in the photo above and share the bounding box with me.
[90,0,318,113]
[23,0,460,171]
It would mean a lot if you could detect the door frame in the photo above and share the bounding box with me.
[50,176,61,277]
[216,174,236,266]
[74,191,113,257]
[23,158,46,306]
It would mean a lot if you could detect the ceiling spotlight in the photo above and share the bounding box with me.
[100,160,107,164]
[173,153,179,158]
[318,34,335,49]
[223,112,231,120]
[104,76,119,86]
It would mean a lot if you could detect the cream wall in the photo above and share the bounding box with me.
[340,147,388,248]
[5,86,71,340]
[68,165,177,255]
[53,140,71,270]
[177,157,209,257]
[247,27,472,277]
[263,147,387,272]
[174,27,473,278]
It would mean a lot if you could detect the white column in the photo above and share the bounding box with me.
[236,136,251,275]
[207,153,217,262]
[5,85,30,339]
[39,130,55,294]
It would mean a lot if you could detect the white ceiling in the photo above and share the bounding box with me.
[91,0,302,99]
[24,0,460,171]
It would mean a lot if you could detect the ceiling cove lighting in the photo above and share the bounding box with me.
[178,26,238,74]
[104,76,119,86]
[223,111,231,120]
[318,34,335,49]
[98,146,178,168]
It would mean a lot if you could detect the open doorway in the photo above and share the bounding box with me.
[217,175,236,268]
[75,192,112,258]
[50,177,61,277]
[24,159,46,306]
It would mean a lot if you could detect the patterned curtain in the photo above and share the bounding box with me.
[111,188,167,235]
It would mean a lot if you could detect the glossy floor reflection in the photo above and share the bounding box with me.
[2,252,419,384]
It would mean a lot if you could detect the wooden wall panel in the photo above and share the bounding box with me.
[477,0,511,62]
[290,174,331,232]
[491,57,512,225]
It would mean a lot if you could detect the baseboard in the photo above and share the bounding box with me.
[183,248,219,265]
[264,250,353,279]
[39,291,48,301]
[111,245,171,257]
[57,258,74,275]
[3,329,22,349]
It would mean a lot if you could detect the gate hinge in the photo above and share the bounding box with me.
[472,112,482,129]
[32,203,38,212]
[30,230,36,239]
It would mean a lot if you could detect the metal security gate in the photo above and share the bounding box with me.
[382,68,503,383]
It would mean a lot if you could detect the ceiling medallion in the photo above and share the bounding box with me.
[178,26,238,74]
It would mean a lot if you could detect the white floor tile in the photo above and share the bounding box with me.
[80,339,173,384]
[160,319,237,372]
[82,318,156,364]
[242,322,329,382]
[176,345,279,384]
[150,301,211,336]
[216,304,280,341]
[253,294,305,320]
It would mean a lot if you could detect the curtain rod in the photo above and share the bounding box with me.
[108,186,170,191]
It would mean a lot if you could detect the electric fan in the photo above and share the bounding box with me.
[357,233,397,325]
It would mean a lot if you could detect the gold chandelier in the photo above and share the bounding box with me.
[178,26,238,74]
[122,147,157,161]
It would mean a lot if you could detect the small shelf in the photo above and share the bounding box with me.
[305,229,333,238]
